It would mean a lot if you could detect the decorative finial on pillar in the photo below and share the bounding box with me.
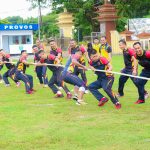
[104,0,111,4]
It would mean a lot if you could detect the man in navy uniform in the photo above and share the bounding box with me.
[133,42,150,104]
[15,50,35,94]
[88,49,121,109]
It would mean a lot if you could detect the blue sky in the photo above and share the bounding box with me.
[0,0,50,19]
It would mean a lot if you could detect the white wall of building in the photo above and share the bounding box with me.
[0,30,33,54]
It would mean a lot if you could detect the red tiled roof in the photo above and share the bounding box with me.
[120,29,134,35]
[137,32,150,38]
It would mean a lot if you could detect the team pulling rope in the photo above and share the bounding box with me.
[3,61,150,81]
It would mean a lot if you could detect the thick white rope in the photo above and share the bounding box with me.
[3,61,150,81]
[92,69,150,81]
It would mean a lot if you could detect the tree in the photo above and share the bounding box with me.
[115,0,150,18]
[26,0,52,24]
[23,17,37,24]
[6,16,24,24]
[0,19,11,24]
[115,0,150,31]
[40,12,59,38]
[52,0,101,40]
[27,0,52,8]
[27,0,150,39]
[27,0,53,39]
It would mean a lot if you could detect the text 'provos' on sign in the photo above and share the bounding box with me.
[0,24,38,31]
[4,25,33,30]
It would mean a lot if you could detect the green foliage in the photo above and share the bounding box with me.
[26,0,150,38]
[29,12,59,40]
[6,16,24,24]
[0,19,11,24]
[144,11,150,18]
[23,17,37,24]
[115,0,150,32]
[52,0,100,40]
[26,0,59,39]
[115,0,150,18]
[40,12,59,38]
[52,0,150,37]
[116,17,128,32]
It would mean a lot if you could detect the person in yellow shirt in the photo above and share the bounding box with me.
[100,36,112,61]
[92,37,101,54]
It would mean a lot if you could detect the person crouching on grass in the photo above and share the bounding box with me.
[15,50,35,94]
[60,50,88,105]
[88,49,121,109]
[0,50,20,87]
[37,50,72,99]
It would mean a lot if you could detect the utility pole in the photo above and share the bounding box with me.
[38,0,41,40]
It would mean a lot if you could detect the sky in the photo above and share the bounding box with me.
[0,0,51,19]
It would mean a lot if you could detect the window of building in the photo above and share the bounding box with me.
[9,35,31,45]
[13,36,19,44]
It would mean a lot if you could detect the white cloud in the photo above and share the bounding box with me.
[0,0,50,19]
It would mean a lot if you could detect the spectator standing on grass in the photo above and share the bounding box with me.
[92,37,101,54]
[100,36,112,61]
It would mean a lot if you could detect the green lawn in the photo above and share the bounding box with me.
[0,55,150,150]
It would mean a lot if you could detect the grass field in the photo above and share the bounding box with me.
[0,55,150,150]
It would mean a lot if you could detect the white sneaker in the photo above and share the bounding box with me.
[58,86,63,91]
[5,84,10,87]
[77,100,87,105]
[43,84,48,88]
[85,90,89,94]
[0,80,4,84]
[76,101,81,105]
